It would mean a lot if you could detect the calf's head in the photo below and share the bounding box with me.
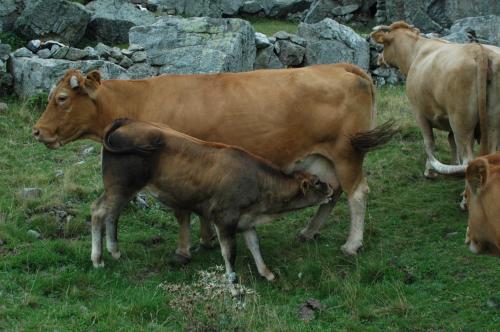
[370,21,420,74]
[465,154,500,258]
[280,173,333,212]
[33,69,102,148]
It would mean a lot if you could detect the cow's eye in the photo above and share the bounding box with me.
[57,95,68,103]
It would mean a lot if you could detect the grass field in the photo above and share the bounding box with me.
[0,85,499,331]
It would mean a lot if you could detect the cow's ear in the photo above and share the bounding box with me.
[83,70,102,98]
[300,179,310,195]
[371,31,392,44]
[466,158,489,196]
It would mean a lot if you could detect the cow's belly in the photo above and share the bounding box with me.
[285,154,340,188]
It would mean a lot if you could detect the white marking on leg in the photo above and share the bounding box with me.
[341,179,369,256]
[214,226,234,277]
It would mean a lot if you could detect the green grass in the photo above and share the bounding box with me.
[247,17,299,36]
[0,87,499,331]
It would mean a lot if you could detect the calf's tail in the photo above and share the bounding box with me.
[103,118,164,155]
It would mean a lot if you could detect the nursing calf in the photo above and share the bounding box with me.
[92,119,333,281]
[465,152,500,258]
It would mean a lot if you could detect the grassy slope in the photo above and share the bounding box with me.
[0,86,499,331]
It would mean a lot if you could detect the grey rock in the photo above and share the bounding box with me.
[344,13,354,22]
[0,44,12,61]
[298,18,370,71]
[11,57,129,97]
[27,229,41,239]
[84,46,99,60]
[119,56,133,68]
[129,17,256,74]
[255,32,272,49]
[55,170,64,178]
[37,48,52,59]
[264,0,312,18]
[332,4,359,16]
[440,31,471,44]
[128,43,145,52]
[107,57,119,64]
[131,51,147,63]
[254,45,284,69]
[21,187,42,199]
[0,102,7,112]
[275,39,305,66]
[110,47,124,61]
[85,0,156,44]
[0,0,25,32]
[14,0,90,45]
[240,1,264,14]
[13,47,33,58]
[303,0,334,24]
[181,0,244,18]
[121,49,134,57]
[52,46,89,61]
[95,43,113,58]
[450,15,500,46]
[126,62,159,79]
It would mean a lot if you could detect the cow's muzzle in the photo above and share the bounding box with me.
[32,127,60,148]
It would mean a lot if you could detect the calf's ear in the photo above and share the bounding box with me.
[300,179,310,195]
[466,158,489,196]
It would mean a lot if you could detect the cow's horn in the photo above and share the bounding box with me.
[373,25,391,32]
[70,75,79,89]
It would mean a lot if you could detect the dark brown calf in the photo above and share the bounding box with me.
[91,119,333,281]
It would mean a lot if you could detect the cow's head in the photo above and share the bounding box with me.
[370,21,420,74]
[33,69,103,149]
[465,154,500,258]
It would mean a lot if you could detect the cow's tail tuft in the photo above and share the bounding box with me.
[350,120,399,153]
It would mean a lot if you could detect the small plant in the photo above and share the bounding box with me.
[0,31,27,50]
[159,266,257,331]
[25,92,49,112]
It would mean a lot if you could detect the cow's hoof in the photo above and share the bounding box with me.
[92,260,104,268]
[264,272,276,282]
[297,231,320,243]
[424,169,438,179]
[341,241,362,256]
[168,253,191,267]
[110,250,121,260]
[459,197,467,212]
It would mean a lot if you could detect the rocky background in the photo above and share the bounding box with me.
[0,0,498,97]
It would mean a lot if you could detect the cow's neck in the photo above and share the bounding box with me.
[93,80,154,139]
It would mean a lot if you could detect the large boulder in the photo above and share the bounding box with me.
[298,18,369,71]
[303,0,335,23]
[85,0,156,45]
[450,15,500,46]
[384,0,499,33]
[260,0,312,18]
[129,17,256,74]
[14,0,90,45]
[148,0,243,17]
[10,56,129,97]
[0,0,25,32]
[0,43,13,95]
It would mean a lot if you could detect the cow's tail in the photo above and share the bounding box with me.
[103,118,164,155]
[345,65,398,152]
[350,120,398,153]
[477,44,489,156]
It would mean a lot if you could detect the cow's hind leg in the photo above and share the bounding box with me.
[415,114,438,179]
[243,228,275,281]
[334,156,370,256]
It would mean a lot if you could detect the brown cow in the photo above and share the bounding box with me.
[465,152,500,258]
[371,22,500,189]
[33,64,395,259]
[94,119,334,281]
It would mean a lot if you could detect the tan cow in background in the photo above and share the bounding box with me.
[465,152,500,258]
[33,64,396,261]
[371,22,500,185]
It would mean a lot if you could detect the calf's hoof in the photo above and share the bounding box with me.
[92,258,104,268]
[297,231,320,243]
[168,253,191,267]
[341,241,363,256]
[226,272,239,284]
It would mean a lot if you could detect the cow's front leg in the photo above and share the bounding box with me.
[214,224,238,284]
[243,228,275,281]
[170,209,192,266]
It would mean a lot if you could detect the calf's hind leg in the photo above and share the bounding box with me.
[214,224,238,284]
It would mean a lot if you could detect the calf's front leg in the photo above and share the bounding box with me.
[243,228,275,281]
[214,224,238,284]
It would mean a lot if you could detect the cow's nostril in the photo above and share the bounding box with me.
[32,128,40,138]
